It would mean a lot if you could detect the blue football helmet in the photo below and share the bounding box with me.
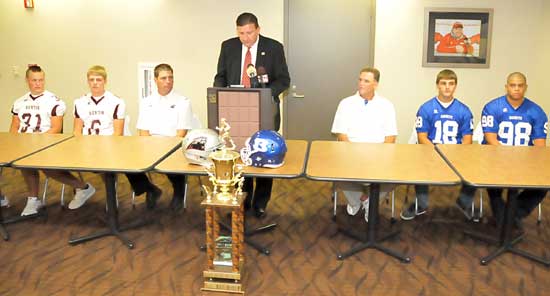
[240,130,287,168]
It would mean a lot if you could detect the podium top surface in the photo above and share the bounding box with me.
[0,132,73,166]
[306,141,460,185]
[437,144,550,189]
[12,135,182,173]
[155,140,308,178]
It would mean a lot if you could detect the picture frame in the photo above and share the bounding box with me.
[422,8,493,68]
[24,0,34,8]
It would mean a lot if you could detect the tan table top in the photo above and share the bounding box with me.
[306,141,460,185]
[436,144,550,189]
[154,140,308,178]
[12,135,182,173]
[0,132,73,166]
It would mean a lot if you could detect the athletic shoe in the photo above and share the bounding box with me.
[400,202,427,221]
[68,183,96,210]
[0,195,9,207]
[346,195,369,216]
[21,197,43,216]
[347,200,370,224]
[347,203,361,216]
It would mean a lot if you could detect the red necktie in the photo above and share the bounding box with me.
[241,47,252,88]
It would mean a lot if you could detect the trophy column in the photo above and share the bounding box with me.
[201,193,246,294]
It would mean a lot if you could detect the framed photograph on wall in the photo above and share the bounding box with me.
[423,8,493,68]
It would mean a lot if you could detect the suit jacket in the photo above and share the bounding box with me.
[214,35,291,102]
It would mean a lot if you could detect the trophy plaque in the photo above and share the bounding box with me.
[201,119,246,294]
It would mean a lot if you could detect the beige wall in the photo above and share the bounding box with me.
[0,0,284,133]
[2,0,549,141]
[374,0,549,143]
[539,1,550,118]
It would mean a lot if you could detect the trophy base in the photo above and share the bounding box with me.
[203,263,245,294]
[201,281,244,294]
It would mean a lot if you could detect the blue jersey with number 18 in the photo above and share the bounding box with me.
[415,97,474,144]
[481,96,548,146]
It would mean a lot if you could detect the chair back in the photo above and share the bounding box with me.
[191,114,202,129]
[472,122,484,143]
[123,115,132,136]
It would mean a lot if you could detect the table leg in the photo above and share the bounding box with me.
[69,172,151,249]
[464,190,550,266]
[0,205,8,241]
[336,183,410,263]
[0,198,47,241]
[0,225,8,241]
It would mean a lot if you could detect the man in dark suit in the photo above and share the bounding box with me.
[214,12,290,218]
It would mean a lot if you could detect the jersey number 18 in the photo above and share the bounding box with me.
[433,120,458,144]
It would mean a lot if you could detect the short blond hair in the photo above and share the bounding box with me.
[436,69,457,84]
[87,65,107,80]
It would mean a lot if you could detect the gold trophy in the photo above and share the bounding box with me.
[203,118,245,205]
[201,119,246,294]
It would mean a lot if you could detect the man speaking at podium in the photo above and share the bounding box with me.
[214,12,290,218]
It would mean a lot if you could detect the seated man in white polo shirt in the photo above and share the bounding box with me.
[125,64,193,212]
[331,67,398,222]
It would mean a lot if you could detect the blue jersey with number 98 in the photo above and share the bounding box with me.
[415,97,474,144]
[481,96,548,146]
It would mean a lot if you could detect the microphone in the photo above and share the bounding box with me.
[246,64,257,78]
[257,66,268,88]
[246,64,260,88]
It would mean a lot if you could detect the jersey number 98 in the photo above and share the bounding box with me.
[498,121,532,146]
[481,115,493,128]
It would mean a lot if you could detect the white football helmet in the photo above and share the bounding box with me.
[182,129,223,166]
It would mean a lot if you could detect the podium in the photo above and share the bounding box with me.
[207,87,275,149]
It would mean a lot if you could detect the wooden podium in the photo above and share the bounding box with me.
[207,87,274,149]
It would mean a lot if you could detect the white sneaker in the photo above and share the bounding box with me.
[21,197,43,216]
[68,183,96,210]
[346,203,362,216]
[346,197,370,219]
[0,195,10,207]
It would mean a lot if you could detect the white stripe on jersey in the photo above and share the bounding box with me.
[11,91,67,134]
[73,91,126,136]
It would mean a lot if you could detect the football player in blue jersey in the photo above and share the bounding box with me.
[401,69,477,221]
[481,72,548,228]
